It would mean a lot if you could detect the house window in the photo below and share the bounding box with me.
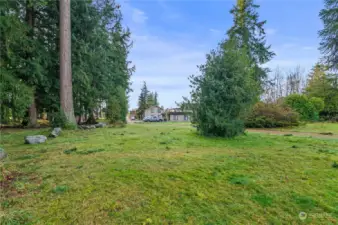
[184,115,188,121]
[158,108,161,113]
[174,115,178,120]
[151,107,155,113]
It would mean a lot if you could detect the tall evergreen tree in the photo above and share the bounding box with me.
[190,39,259,137]
[154,92,159,106]
[25,0,38,127]
[306,64,328,99]
[306,64,338,115]
[188,0,272,137]
[0,0,45,124]
[0,0,133,126]
[59,0,76,124]
[147,92,155,106]
[319,0,338,71]
[176,97,193,111]
[137,82,149,119]
[227,0,275,88]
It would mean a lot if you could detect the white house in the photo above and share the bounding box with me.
[144,106,163,118]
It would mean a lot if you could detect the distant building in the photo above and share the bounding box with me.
[129,109,137,120]
[166,108,192,122]
[144,106,163,118]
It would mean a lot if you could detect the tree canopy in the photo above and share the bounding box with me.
[136,82,160,119]
[0,0,133,126]
[319,0,338,71]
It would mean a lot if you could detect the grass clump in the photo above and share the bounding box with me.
[252,194,273,207]
[228,174,251,185]
[318,149,336,154]
[77,148,105,155]
[332,161,338,168]
[292,194,317,210]
[15,154,39,160]
[52,185,69,194]
[63,147,77,154]
[0,210,32,225]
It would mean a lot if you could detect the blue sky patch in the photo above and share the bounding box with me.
[120,0,323,109]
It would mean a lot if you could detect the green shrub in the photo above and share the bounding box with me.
[284,94,324,121]
[245,102,300,128]
[198,119,245,137]
[50,111,67,128]
[319,111,338,122]
[49,110,77,129]
[309,97,325,112]
[63,122,78,130]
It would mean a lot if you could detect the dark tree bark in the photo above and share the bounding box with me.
[26,0,38,127]
[28,100,38,127]
[59,0,76,124]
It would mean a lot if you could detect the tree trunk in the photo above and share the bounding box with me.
[86,109,97,124]
[26,0,38,127]
[28,100,38,127]
[59,0,76,124]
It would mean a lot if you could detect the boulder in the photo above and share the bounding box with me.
[80,125,96,130]
[50,127,62,138]
[0,148,7,160]
[24,135,47,144]
[88,125,96,129]
[95,122,107,128]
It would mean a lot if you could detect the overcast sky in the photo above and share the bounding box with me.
[120,0,323,109]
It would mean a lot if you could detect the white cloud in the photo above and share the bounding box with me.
[210,28,221,33]
[131,8,148,24]
[128,33,206,109]
[120,3,204,108]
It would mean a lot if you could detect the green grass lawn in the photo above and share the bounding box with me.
[274,122,338,134]
[1,123,338,224]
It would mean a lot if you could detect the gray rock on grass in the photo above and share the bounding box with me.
[50,127,62,138]
[24,135,47,144]
[82,125,96,129]
[95,122,107,128]
[0,148,7,160]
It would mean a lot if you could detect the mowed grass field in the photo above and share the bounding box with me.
[274,122,338,134]
[1,123,338,224]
